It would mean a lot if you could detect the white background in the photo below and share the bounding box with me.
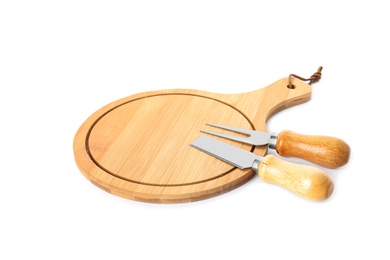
[1,1,389,259]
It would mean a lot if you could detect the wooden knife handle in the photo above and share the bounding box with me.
[257,154,334,201]
[275,130,350,169]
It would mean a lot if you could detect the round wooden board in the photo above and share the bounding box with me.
[73,78,312,203]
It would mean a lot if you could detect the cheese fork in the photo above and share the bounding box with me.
[200,123,350,169]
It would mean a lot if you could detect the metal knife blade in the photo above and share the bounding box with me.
[190,135,261,170]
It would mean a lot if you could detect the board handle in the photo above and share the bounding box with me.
[275,130,350,169]
[256,155,334,201]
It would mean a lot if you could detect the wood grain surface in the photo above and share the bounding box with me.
[73,77,312,203]
[275,130,351,169]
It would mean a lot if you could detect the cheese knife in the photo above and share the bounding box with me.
[190,135,334,201]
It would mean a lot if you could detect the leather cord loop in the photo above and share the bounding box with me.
[288,66,323,89]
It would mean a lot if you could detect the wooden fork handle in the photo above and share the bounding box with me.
[275,130,350,169]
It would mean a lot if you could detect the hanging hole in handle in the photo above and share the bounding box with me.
[287,84,296,89]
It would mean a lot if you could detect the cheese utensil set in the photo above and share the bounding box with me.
[190,123,350,201]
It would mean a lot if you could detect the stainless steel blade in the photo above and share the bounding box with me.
[190,135,262,169]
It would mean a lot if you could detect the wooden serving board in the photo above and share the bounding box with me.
[73,77,312,203]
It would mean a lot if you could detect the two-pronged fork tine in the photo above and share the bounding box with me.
[200,123,273,146]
